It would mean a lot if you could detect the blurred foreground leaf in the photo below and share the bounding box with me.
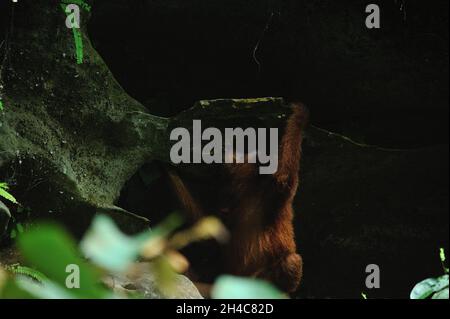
[81,214,183,272]
[168,216,229,251]
[431,287,449,299]
[18,224,107,298]
[80,215,149,273]
[410,275,449,299]
[211,275,286,299]
[0,278,35,299]
[15,278,78,299]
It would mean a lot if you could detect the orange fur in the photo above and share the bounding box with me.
[223,103,308,292]
[167,103,308,293]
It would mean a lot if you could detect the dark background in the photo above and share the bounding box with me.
[88,0,448,148]
[85,0,449,298]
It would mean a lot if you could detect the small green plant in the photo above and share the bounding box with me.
[5,264,47,283]
[60,0,90,65]
[0,182,25,239]
[0,182,18,204]
[61,0,91,12]
[211,276,286,299]
[410,248,449,299]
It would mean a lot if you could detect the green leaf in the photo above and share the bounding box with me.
[440,248,449,274]
[151,256,178,294]
[0,277,36,299]
[410,275,449,299]
[432,288,449,299]
[211,275,286,299]
[0,100,3,111]
[80,214,183,273]
[61,0,91,12]
[15,277,78,299]
[144,213,184,241]
[80,215,148,273]
[18,224,107,299]
[0,184,18,205]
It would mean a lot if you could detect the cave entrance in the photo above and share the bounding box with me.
[116,161,225,284]
[116,162,176,226]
